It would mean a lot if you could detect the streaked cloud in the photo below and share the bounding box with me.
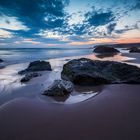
[0,29,12,38]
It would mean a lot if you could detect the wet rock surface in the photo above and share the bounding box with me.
[19,60,52,74]
[43,80,74,96]
[61,58,140,85]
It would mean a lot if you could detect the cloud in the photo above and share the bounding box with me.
[0,0,69,37]
[107,23,117,35]
[70,24,88,35]
[85,10,115,27]
[67,36,88,42]
[0,15,29,31]
[0,0,140,47]
[131,0,140,10]
[115,24,139,34]
[65,8,116,37]
[0,29,12,38]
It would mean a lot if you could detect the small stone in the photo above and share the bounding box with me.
[43,80,74,96]
[18,60,52,75]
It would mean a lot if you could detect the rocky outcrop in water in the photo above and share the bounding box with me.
[129,47,140,53]
[19,60,52,74]
[61,58,140,85]
[93,46,120,53]
[43,80,74,96]
[20,72,41,82]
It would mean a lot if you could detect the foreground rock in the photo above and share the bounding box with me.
[19,60,52,74]
[43,80,74,96]
[129,47,140,53]
[21,72,41,83]
[0,59,3,63]
[61,58,140,85]
[93,46,120,53]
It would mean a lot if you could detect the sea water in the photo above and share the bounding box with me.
[0,47,92,66]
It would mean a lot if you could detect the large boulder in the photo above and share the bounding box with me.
[93,46,120,53]
[0,59,3,63]
[61,58,140,85]
[43,80,74,96]
[20,72,41,83]
[19,60,52,74]
[129,47,140,53]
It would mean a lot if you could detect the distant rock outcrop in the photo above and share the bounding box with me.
[43,80,74,96]
[61,58,140,85]
[19,60,52,74]
[129,47,140,53]
[93,46,120,53]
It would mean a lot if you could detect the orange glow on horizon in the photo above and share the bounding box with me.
[69,37,140,46]
[115,38,140,44]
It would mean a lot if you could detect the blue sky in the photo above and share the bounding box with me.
[0,0,140,48]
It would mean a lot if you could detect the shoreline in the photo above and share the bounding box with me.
[0,52,140,106]
[0,52,138,104]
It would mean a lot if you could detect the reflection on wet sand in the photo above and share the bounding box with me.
[74,85,104,94]
[51,94,70,102]
[87,53,135,62]
[49,92,98,104]
[43,85,103,104]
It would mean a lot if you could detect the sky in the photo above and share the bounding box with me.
[0,0,140,48]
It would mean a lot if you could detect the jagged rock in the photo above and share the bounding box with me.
[129,47,140,53]
[21,72,41,82]
[19,60,52,74]
[61,58,140,85]
[43,80,74,96]
[93,46,120,53]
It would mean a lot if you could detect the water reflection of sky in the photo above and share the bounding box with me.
[0,52,140,106]
[87,53,135,62]
[0,48,92,65]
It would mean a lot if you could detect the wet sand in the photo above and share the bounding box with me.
[0,53,140,140]
[0,84,140,140]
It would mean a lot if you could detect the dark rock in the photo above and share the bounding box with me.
[129,47,140,53]
[43,80,74,96]
[93,46,120,53]
[19,60,52,74]
[0,59,3,63]
[61,58,140,85]
[21,72,41,82]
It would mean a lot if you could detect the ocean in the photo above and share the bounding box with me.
[0,47,92,65]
